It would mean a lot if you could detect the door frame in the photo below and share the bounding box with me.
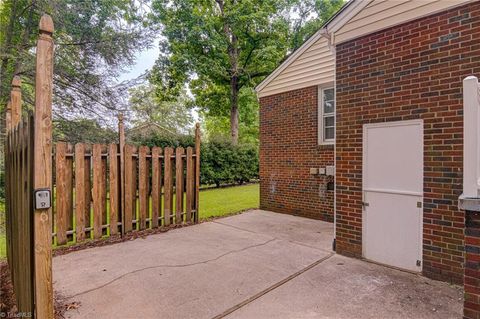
[362,119,424,271]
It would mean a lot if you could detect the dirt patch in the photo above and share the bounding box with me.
[0,261,17,318]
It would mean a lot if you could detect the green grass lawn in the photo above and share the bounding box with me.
[199,183,259,219]
[0,184,259,259]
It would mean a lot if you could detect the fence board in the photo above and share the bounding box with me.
[55,142,69,244]
[75,144,86,241]
[109,144,119,235]
[176,147,185,224]
[186,147,194,223]
[164,147,173,226]
[139,146,149,230]
[124,145,135,232]
[92,144,105,239]
[151,147,162,228]
[84,145,92,237]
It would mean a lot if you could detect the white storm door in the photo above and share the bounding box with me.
[363,120,423,272]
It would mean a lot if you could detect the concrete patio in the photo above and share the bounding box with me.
[53,210,462,319]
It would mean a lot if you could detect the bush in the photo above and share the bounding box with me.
[129,131,195,149]
[131,133,258,187]
[201,138,258,187]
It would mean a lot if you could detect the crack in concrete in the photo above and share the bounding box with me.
[212,220,333,254]
[211,252,335,319]
[66,238,276,299]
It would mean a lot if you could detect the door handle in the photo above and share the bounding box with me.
[362,202,369,207]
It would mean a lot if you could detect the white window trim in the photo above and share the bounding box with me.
[318,85,335,145]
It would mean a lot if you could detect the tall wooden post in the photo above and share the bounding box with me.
[11,75,22,128]
[118,113,126,235]
[33,14,54,318]
[194,123,200,223]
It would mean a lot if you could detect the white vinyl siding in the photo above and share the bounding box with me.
[319,87,335,144]
[333,0,474,44]
[257,37,334,98]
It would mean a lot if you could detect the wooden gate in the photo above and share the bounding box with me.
[5,15,55,318]
[5,114,35,315]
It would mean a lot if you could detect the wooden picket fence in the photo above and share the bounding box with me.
[52,125,201,245]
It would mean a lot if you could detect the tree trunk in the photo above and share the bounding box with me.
[230,76,239,145]
[216,0,240,145]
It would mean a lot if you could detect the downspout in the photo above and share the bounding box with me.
[320,28,337,251]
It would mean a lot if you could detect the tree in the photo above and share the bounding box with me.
[290,0,345,50]
[53,118,117,144]
[150,0,292,145]
[129,83,194,134]
[201,86,259,145]
[0,0,154,120]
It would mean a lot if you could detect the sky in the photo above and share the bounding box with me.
[118,43,160,82]
[119,42,201,123]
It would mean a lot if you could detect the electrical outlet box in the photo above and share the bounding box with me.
[309,168,319,175]
[318,167,326,175]
[326,165,335,176]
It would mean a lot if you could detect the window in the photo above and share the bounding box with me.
[319,87,335,144]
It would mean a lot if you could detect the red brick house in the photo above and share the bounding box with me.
[257,1,480,316]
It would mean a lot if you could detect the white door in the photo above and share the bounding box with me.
[363,120,423,272]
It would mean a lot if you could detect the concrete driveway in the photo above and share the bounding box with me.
[53,210,462,319]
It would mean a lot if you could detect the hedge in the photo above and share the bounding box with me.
[131,133,258,187]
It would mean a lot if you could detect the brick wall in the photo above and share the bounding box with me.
[335,1,480,284]
[259,86,334,221]
[465,211,480,319]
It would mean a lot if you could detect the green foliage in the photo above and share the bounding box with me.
[202,87,259,145]
[290,0,345,49]
[149,0,345,144]
[150,0,292,143]
[53,118,117,144]
[129,132,195,149]
[132,132,258,187]
[0,170,4,199]
[0,0,154,118]
[129,84,194,134]
[201,138,258,187]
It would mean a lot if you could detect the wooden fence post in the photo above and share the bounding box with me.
[11,76,22,127]
[118,113,126,235]
[194,123,200,223]
[33,14,54,318]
